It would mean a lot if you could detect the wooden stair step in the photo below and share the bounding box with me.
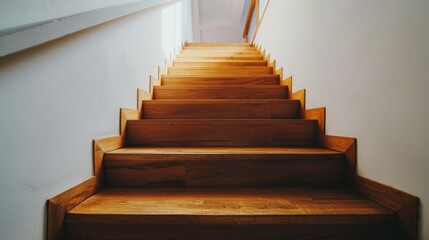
[126,119,317,147]
[104,147,345,187]
[66,188,395,239]
[168,66,273,75]
[180,50,260,55]
[173,59,267,67]
[153,85,289,99]
[184,46,256,51]
[186,43,253,47]
[161,74,279,85]
[141,99,300,119]
[177,55,264,60]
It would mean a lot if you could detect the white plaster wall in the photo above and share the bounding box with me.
[0,1,193,239]
[0,0,142,31]
[201,29,245,43]
[254,0,429,238]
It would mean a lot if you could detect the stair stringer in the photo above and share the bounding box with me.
[46,42,184,240]
[255,43,419,240]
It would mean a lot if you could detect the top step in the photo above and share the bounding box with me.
[186,43,252,47]
[184,46,256,51]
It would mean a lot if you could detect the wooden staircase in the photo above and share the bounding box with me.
[49,42,418,240]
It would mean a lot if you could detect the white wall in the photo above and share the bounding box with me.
[254,0,429,238]
[0,1,193,239]
[0,0,142,31]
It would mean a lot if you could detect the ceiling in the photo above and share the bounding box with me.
[192,0,251,43]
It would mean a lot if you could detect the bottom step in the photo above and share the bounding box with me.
[66,188,399,240]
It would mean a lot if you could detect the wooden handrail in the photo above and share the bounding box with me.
[242,0,257,39]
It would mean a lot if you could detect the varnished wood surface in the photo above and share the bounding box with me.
[49,43,418,240]
[180,50,260,56]
[183,46,256,51]
[153,85,288,99]
[47,176,99,240]
[177,55,263,60]
[291,89,306,118]
[167,66,273,75]
[161,74,279,85]
[352,175,418,239]
[104,147,345,187]
[243,0,257,38]
[126,119,318,147]
[304,107,326,145]
[108,146,344,155]
[65,222,400,240]
[173,59,268,67]
[141,99,300,119]
[67,187,393,224]
[186,43,252,47]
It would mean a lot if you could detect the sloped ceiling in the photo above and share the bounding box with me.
[193,0,250,43]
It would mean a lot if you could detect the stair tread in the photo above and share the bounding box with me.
[169,66,271,70]
[174,59,266,63]
[67,187,393,224]
[154,85,285,89]
[107,146,342,155]
[162,74,278,78]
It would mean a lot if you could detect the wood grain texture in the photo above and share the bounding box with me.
[173,59,267,67]
[161,74,279,85]
[184,46,256,51]
[104,147,345,187]
[186,43,252,47]
[47,176,99,240]
[274,67,283,81]
[93,136,123,185]
[180,50,260,55]
[137,88,151,112]
[304,107,326,145]
[120,108,139,136]
[320,135,357,179]
[243,0,256,39]
[141,99,300,119]
[281,76,293,98]
[126,119,318,147]
[67,187,394,225]
[65,222,400,240]
[167,66,273,75]
[177,55,263,60]
[291,89,306,118]
[149,75,160,94]
[153,85,288,99]
[352,175,418,240]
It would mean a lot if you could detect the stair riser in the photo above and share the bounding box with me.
[177,55,264,60]
[161,76,279,85]
[167,68,273,75]
[184,47,256,51]
[153,86,288,99]
[126,120,318,147]
[168,68,273,75]
[173,61,267,67]
[186,43,253,46]
[141,100,300,119]
[67,222,399,240]
[104,154,345,187]
[180,51,260,55]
